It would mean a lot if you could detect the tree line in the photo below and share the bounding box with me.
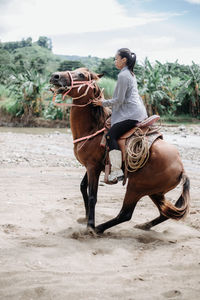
[0,37,199,124]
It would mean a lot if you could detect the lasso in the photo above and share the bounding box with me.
[125,128,149,172]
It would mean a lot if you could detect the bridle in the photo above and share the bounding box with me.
[51,70,106,146]
[52,71,101,107]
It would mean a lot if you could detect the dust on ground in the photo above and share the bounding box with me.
[0,125,200,300]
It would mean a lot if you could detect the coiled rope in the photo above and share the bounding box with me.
[125,128,150,173]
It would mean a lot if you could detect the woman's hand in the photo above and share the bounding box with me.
[92,99,103,106]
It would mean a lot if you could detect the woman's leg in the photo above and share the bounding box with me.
[106,119,138,150]
[106,119,138,183]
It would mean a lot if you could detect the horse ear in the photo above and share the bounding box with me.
[97,73,104,79]
[90,72,104,80]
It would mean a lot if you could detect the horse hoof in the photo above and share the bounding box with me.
[77,217,87,224]
[95,225,104,235]
[134,223,151,231]
[86,226,98,237]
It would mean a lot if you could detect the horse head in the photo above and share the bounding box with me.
[50,68,103,99]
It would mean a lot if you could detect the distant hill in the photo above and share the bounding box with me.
[0,37,103,75]
[56,54,102,71]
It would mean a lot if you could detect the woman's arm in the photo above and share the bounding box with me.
[102,74,128,108]
[93,74,128,107]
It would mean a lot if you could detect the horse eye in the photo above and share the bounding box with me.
[79,73,85,79]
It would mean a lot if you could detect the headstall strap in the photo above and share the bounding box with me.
[52,71,96,107]
[51,71,105,146]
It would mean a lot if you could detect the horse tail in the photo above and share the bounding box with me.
[160,173,190,220]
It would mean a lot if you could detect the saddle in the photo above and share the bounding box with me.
[101,115,163,185]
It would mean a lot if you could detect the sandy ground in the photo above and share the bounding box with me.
[0,126,200,300]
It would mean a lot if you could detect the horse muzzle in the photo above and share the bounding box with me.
[50,73,69,93]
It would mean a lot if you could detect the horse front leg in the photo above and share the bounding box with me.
[95,182,141,234]
[87,167,101,230]
[80,172,89,221]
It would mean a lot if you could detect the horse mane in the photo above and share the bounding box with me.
[90,105,111,130]
[90,82,111,130]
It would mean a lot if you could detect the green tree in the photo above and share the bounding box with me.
[0,48,12,83]
[37,36,52,50]
[2,37,32,52]
[58,60,85,71]
[96,58,119,79]
[11,44,59,75]
[30,57,47,74]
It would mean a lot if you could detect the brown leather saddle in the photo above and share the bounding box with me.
[101,115,162,184]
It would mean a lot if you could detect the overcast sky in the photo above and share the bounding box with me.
[0,0,200,64]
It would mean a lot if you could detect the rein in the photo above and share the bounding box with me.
[73,127,105,144]
[52,93,93,107]
[52,71,97,107]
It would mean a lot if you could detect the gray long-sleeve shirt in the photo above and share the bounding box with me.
[102,66,147,126]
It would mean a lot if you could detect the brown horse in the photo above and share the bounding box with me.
[50,67,190,234]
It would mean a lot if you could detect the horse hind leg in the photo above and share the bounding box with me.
[135,194,168,230]
[135,174,190,230]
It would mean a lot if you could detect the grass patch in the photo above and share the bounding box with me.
[0,85,11,100]
[98,77,116,99]
[0,97,22,116]
[0,85,22,116]
[161,114,200,124]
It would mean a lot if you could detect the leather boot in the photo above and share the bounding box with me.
[108,150,124,183]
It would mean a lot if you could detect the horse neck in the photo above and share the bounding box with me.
[70,104,98,140]
[69,85,107,140]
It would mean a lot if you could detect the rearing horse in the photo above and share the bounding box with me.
[50,67,190,234]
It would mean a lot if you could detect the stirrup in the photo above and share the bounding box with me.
[106,175,124,185]
[117,175,124,181]
[107,169,124,184]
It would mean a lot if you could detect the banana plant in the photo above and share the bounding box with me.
[8,68,48,122]
[177,62,200,117]
[137,58,171,115]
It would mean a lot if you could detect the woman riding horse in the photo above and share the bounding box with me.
[50,59,190,233]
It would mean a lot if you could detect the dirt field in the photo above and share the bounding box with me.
[0,126,200,300]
